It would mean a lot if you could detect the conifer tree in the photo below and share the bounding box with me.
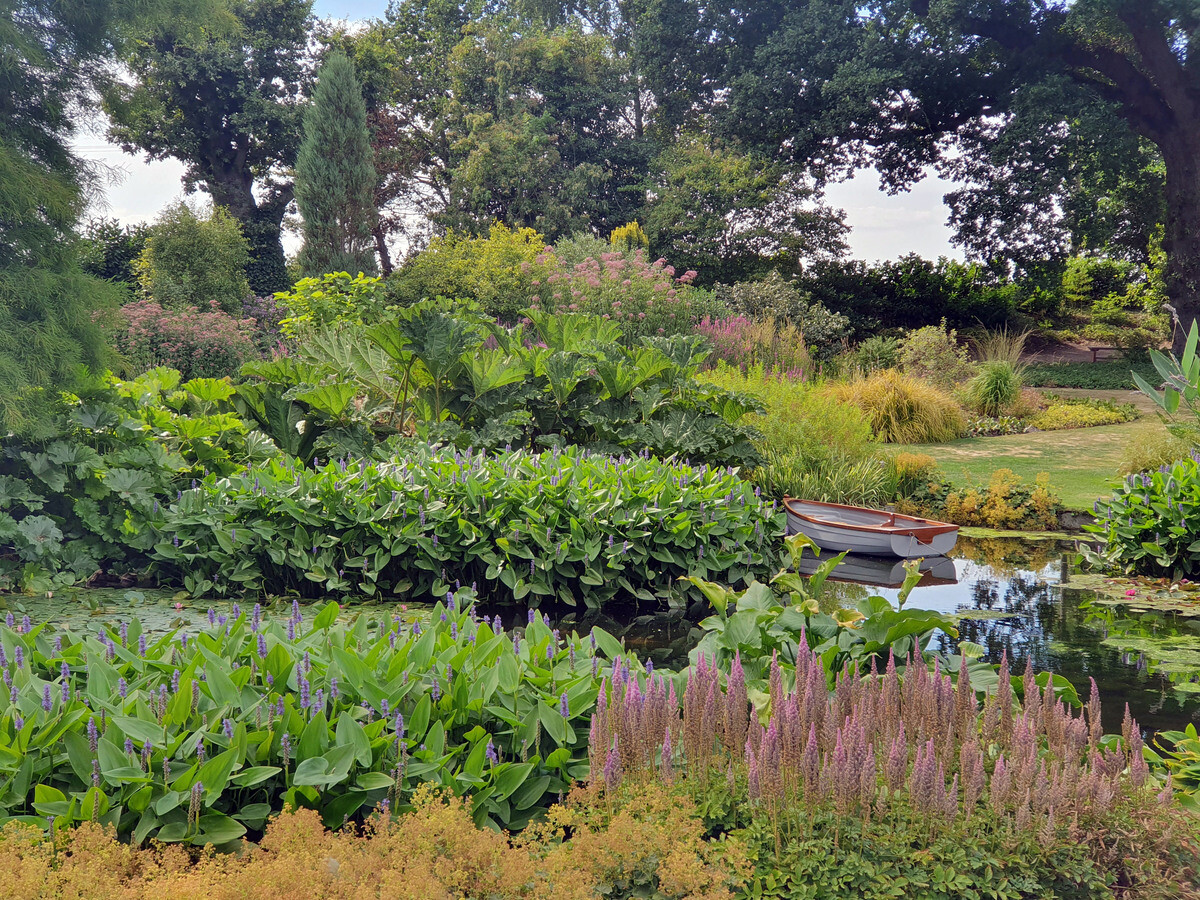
[295,52,378,277]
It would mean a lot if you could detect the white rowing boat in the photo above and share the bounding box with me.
[784,497,959,558]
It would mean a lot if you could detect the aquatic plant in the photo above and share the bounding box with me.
[0,591,620,843]
[1085,453,1200,578]
[153,445,784,605]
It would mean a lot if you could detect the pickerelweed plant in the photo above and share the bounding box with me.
[1084,452,1200,578]
[0,589,626,845]
[153,445,785,605]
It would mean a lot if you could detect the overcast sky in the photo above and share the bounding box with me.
[74,0,961,263]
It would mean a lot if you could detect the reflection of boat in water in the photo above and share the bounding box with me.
[797,550,959,588]
[784,498,959,558]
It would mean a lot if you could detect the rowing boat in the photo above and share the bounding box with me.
[783,497,959,558]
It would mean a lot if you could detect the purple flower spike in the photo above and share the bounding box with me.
[138,634,147,657]
[42,684,52,713]
[486,740,498,766]
[559,692,569,718]
[223,718,234,740]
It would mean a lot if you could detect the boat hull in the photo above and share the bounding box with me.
[784,498,959,559]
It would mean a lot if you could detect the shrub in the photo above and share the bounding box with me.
[826,370,966,444]
[532,247,719,342]
[972,324,1030,366]
[609,220,649,251]
[0,368,270,591]
[965,415,1028,437]
[897,319,976,390]
[387,222,547,321]
[853,334,900,374]
[711,272,850,360]
[273,272,388,338]
[1024,360,1159,390]
[900,468,1061,530]
[699,364,876,467]
[77,217,152,290]
[1085,454,1200,578]
[241,294,288,356]
[107,300,258,379]
[134,202,250,315]
[887,451,940,498]
[1118,429,1193,475]
[1030,399,1137,431]
[153,446,785,604]
[965,360,1024,417]
[0,594,620,842]
[694,316,811,376]
[0,785,749,898]
[752,451,893,506]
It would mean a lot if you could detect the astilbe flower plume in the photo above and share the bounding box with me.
[595,638,1159,840]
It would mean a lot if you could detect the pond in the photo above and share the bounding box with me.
[5,535,1199,737]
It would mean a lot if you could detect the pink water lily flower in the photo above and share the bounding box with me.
[1125,589,1137,596]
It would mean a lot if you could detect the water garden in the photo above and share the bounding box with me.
[10,0,1200,893]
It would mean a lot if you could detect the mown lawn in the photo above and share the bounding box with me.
[910,418,1167,512]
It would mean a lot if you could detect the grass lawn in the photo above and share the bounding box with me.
[910,418,1168,512]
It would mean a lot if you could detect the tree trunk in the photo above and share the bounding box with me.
[373,224,393,276]
[207,176,291,296]
[1162,133,1200,356]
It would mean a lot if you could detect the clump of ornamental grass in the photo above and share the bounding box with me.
[589,642,1199,895]
[825,369,966,443]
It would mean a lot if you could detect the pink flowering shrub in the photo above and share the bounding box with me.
[106,300,259,379]
[527,247,724,341]
[694,315,811,376]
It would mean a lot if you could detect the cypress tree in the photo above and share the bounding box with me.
[295,52,378,277]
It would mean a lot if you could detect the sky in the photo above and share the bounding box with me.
[74,0,962,263]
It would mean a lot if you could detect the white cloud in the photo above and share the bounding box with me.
[825,168,961,262]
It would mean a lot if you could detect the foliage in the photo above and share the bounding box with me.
[710,272,850,361]
[694,317,811,377]
[1024,360,1159,390]
[104,0,312,293]
[295,52,378,278]
[751,452,894,507]
[898,320,976,391]
[800,257,1019,333]
[698,367,875,464]
[1084,454,1200,579]
[1133,320,1200,445]
[0,368,270,592]
[1029,398,1138,431]
[965,415,1028,437]
[274,273,388,338]
[105,301,259,381]
[387,223,548,321]
[900,469,1062,531]
[609,221,649,252]
[271,304,764,467]
[684,535,959,686]
[1118,429,1193,476]
[0,785,751,898]
[0,0,218,435]
[134,203,251,316]
[852,335,900,375]
[887,452,940,499]
[153,446,784,605]
[965,360,1024,418]
[77,219,153,291]
[642,136,848,285]
[0,591,626,843]
[826,371,966,444]
[531,247,720,343]
[973,325,1031,367]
